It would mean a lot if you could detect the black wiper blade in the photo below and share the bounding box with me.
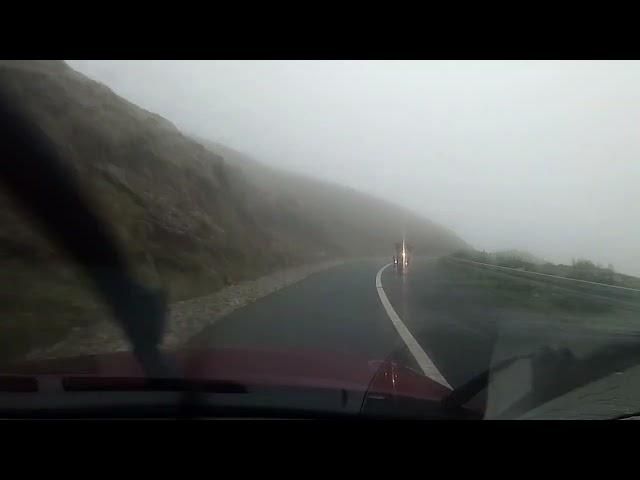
[612,411,640,421]
[443,342,640,418]
[0,375,38,392]
[62,377,248,393]
[0,375,248,393]
[0,91,173,379]
[441,354,529,410]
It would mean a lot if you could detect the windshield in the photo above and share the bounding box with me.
[1,60,639,420]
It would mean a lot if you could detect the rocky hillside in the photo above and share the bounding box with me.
[0,60,467,361]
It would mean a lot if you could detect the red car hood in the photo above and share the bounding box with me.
[2,347,452,403]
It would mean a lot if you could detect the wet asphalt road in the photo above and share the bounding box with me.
[193,257,499,389]
[192,259,403,367]
[192,256,640,414]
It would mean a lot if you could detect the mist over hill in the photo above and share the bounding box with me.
[193,137,468,260]
[0,60,467,360]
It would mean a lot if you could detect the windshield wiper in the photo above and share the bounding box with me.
[443,343,640,418]
[0,375,247,393]
[441,353,531,410]
[0,375,38,392]
[0,88,175,379]
[611,411,640,420]
[63,376,248,393]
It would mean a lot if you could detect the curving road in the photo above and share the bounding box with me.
[191,256,640,416]
[192,257,498,390]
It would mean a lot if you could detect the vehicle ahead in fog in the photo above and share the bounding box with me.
[393,241,412,274]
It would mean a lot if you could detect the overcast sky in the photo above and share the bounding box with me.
[67,60,640,275]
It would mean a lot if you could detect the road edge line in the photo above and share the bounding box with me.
[376,263,452,390]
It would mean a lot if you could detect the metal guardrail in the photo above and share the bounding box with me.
[450,257,640,293]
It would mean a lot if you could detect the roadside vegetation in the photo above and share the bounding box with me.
[442,258,615,315]
[451,249,640,290]
[443,251,640,326]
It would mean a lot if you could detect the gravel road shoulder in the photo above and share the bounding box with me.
[25,259,346,360]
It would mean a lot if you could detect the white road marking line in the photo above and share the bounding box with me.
[376,263,452,390]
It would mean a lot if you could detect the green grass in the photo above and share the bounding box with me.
[439,258,639,317]
[0,262,108,364]
[452,249,640,291]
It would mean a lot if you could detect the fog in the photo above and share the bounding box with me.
[67,61,640,276]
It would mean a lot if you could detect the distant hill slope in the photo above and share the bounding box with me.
[0,60,467,360]
[194,138,468,258]
[493,249,546,265]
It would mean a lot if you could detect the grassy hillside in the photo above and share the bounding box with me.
[0,60,466,361]
[195,138,468,258]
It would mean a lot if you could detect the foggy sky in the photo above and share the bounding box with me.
[66,60,640,275]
